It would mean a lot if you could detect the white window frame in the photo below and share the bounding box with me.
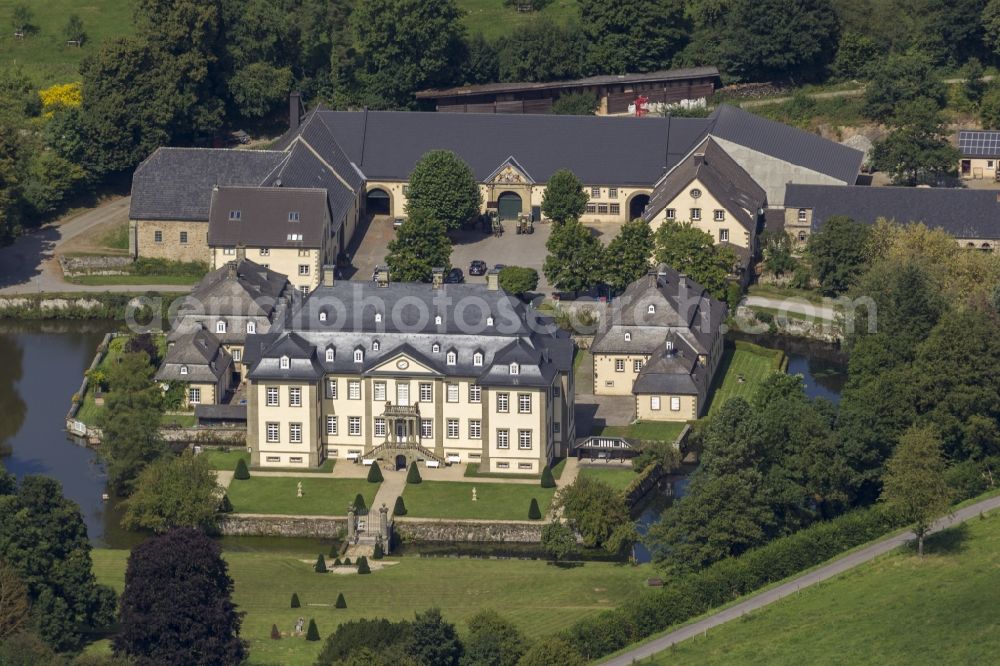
[348,380,361,400]
[714,209,725,221]
[280,356,289,369]
[421,419,433,438]
[797,208,807,221]
[518,429,532,450]
[348,416,362,436]
[373,381,386,402]
[298,264,310,276]
[447,418,459,439]
[374,418,386,438]
[372,340,380,351]
[326,379,337,399]
[188,387,201,404]
[446,351,456,365]
[353,349,364,363]
[634,360,643,373]
[326,348,335,362]
[266,387,279,406]
[246,321,256,334]
[419,382,433,402]
[670,397,682,411]
[469,419,481,439]
[216,320,226,334]
[518,393,531,414]
[289,423,302,444]
[615,359,625,372]
[691,208,701,221]
[432,343,441,353]
[510,362,519,375]
[719,229,729,242]
[447,383,459,403]
[651,396,661,411]
[497,392,509,413]
[266,422,279,443]
[326,415,338,435]
[665,208,675,219]
[496,429,510,449]
[469,384,481,403]
[473,352,483,366]
[180,365,188,375]
[289,386,301,407]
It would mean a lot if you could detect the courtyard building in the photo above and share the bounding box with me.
[958,129,1000,181]
[155,326,234,408]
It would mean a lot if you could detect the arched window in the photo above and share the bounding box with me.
[624,332,631,342]
[473,352,483,366]
[326,347,335,362]
[280,356,290,369]
[180,365,188,375]
[509,362,519,375]
[246,321,256,334]
[216,320,227,333]
[372,340,380,351]
[647,304,655,314]
[432,343,440,353]
[354,349,364,363]
[446,351,456,365]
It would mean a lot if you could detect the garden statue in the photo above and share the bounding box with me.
[297,481,303,498]
[472,487,477,502]
[294,617,305,634]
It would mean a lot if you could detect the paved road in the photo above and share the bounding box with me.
[601,493,1000,665]
[743,295,839,321]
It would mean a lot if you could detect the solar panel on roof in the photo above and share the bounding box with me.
[959,130,1000,157]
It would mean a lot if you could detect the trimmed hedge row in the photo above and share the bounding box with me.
[561,506,901,660]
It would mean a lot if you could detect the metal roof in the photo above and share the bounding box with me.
[958,130,1000,158]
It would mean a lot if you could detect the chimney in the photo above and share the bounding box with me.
[486,269,500,291]
[289,91,302,131]
[227,261,237,278]
[693,153,705,167]
[322,264,335,288]
[678,273,687,290]
[236,247,246,263]
[431,267,444,289]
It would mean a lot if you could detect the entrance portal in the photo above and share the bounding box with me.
[497,192,523,220]
[366,188,391,215]
[629,194,650,220]
[395,454,407,470]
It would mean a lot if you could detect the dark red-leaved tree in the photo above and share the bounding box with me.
[113,528,247,665]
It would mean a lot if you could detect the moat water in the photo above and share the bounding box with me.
[0,322,847,558]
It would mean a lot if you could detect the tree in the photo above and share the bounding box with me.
[0,630,58,664]
[368,463,384,483]
[271,623,281,640]
[806,216,871,295]
[527,498,541,520]
[0,562,30,641]
[961,57,987,108]
[540,522,577,562]
[986,0,1000,58]
[550,93,598,115]
[830,32,881,80]
[540,465,555,489]
[353,493,367,513]
[291,592,300,608]
[869,101,960,186]
[386,210,453,283]
[315,553,328,573]
[407,461,422,484]
[580,0,688,74]
[517,638,586,666]
[121,451,220,533]
[374,540,384,558]
[980,81,1000,129]
[461,609,525,666]
[357,556,371,574]
[496,19,586,82]
[408,608,463,666]
[760,230,798,278]
[863,52,946,122]
[881,426,953,556]
[64,13,86,45]
[336,592,347,608]
[234,457,250,480]
[394,495,408,515]
[228,62,294,120]
[306,618,321,641]
[554,476,631,550]
[498,266,539,298]
[463,33,499,85]
[11,4,32,33]
[652,220,736,300]
[543,218,604,294]
[404,150,481,230]
[541,169,587,224]
[604,219,653,292]
[315,617,415,665]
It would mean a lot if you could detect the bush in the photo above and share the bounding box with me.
[353,493,367,513]
[357,556,371,574]
[393,496,407,515]
[498,266,540,297]
[373,541,384,559]
[367,464,384,483]
[233,458,250,480]
[306,619,320,641]
[270,623,281,640]
[329,543,339,557]
[540,465,556,488]
[334,558,342,566]
[218,494,233,513]
[314,554,327,573]
[335,593,347,609]
[290,592,300,608]
[406,461,422,484]
[528,498,542,520]
[343,557,351,566]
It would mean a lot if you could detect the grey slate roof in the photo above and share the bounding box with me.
[958,130,1000,158]
[207,187,328,248]
[130,148,287,221]
[785,184,1000,240]
[643,137,766,229]
[195,404,247,422]
[156,327,232,383]
[262,143,357,234]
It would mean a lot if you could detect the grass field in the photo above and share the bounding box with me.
[457,0,579,40]
[226,477,377,516]
[648,513,1000,665]
[747,284,830,305]
[67,274,202,286]
[599,421,686,443]
[201,448,250,471]
[577,465,637,491]
[402,480,556,520]
[89,549,651,666]
[0,0,136,85]
[464,457,566,480]
[705,344,784,414]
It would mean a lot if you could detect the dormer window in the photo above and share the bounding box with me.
[509,362,519,375]
[797,208,807,222]
[435,315,442,325]
[375,313,383,323]
[246,321,256,334]
[647,304,655,314]
[473,352,483,366]
[446,351,456,365]
[354,349,364,363]
[666,340,674,352]
[229,210,241,221]
[372,340,380,351]
[432,343,440,353]
[486,316,494,326]
[288,211,300,222]
[280,356,290,369]
[180,365,188,375]
[319,311,327,322]
[286,233,303,241]
[624,332,631,342]
[216,320,226,334]
[326,347,335,362]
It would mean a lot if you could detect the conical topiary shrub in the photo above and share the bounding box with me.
[353,493,367,513]
[314,554,327,573]
[528,498,541,520]
[335,592,347,609]
[393,495,407,516]
[329,543,339,557]
[357,556,371,574]
[406,461,422,484]
[367,464,384,483]
[270,623,281,640]
[334,558,342,566]
[218,493,234,513]
[234,458,250,480]
[290,592,300,608]
[305,619,320,641]
[373,541,384,560]
[343,557,351,566]
[540,465,555,488]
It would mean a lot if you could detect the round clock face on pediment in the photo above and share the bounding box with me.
[690,188,702,199]
[396,359,409,370]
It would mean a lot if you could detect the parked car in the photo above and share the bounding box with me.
[445,268,464,284]
[393,217,405,230]
[494,264,507,271]
[469,260,487,276]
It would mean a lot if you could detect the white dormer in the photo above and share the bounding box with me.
[280,355,290,369]
[432,343,440,353]
[354,349,364,363]
[246,321,256,334]
[473,351,483,366]
[180,365,188,375]
[624,332,631,342]
[446,350,456,365]
[647,304,655,314]
[372,340,380,351]
[435,315,443,325]
[216,320,226,334]
[325,347,335,362]
[319,311,327,322]
[509,362,519,375]
[666,340,674,352]
[486,316,494,326]
[375,312,383,323]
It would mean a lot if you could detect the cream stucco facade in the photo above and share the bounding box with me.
[212,247,324,293]
[959,157,999,181]
[646,177,752,248]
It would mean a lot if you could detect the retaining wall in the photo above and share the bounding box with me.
[216,514,347,537]
[394,518,545,543]
[58,255,133,276]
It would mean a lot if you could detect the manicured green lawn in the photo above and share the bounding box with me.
[402,481,556,520]
[251,458,337,474]
[599,421,686,443]
[201,448,250,471]
[0,0,136,85]
[90,549,651,666]
[68,274,202,286]
[649,513,1000,665]
[226,477,377,516]
[577,466,637,491]
[464,457,566,480]
[457,0,579,40]
[705,344,784,414]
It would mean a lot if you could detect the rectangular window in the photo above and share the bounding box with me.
[229,210,241,221]
[403,185,410,195]
[651,396,661,411]
[469,384,481,403]
[259,248,270,256]
[266,422,279,443]
[373,382,386,401]
[421,419,433,438]
[289,386,301,407]
[469,419,481,439]
[374,418,386,438]
[447,383,459,403]
[691,208,701,221]
[298,248,310,257]
[634,360,643,373]
[714,209,725,221]
[266,456,280,463]
[497,392,509,413]
[497,429,510,449]
[326,379,337,400]
[670,397,681,411]
[266,386,279,407]
[298,264,310,276]
[288,211,300,222]
[798,208,807,221]
[179,231,188,244]
[496,461,510,469]
[590,186,600,198]
[289,456,303,464]
[300,286,309,296]
[554,422,561,433]
[608,187,618,199]
[289,423,302,443]
[615,359,625,372]
[223,247,236,255]
[518,462,533,470]
[518,429,532,450]
[447,418,459,439]
[585,203,596,214]
[552,386,561,398]
[719,229,729,242]
[518,393,531,414]
[610,203,620,215]
[154,230,163,243]
[419,382,433,402]
[665,208,675,220]
[597,203,609,215]
[348,416,361,436]
[188,387,201,404]
[348,380,361,400]
[326,416,338,435]
[232,348,242,361]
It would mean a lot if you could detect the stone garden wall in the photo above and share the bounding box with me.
[393,518,545,543]
[217,514,347,537]
[58,255,133,277]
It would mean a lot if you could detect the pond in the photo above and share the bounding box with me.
[732,332,848,403]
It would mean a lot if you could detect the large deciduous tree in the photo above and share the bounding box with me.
[554,476,633,551]
[541,169,588,224]
[405,150,482,231]
[386,209,453,283]
[604,218,653,292]
[115,528,247,664]
[461,609,525,666]
[869,101,960,186]
[122,451,221,533]
[497,266,539,298]
[580,0,689,74]
[540,521,578,563]
[408,608,462,666]
[862,52,947,122]
[543,218,604,294]
[652,220,735,301]
[806,215,871,295]
[495,19,586,83]
[517,638,587,666]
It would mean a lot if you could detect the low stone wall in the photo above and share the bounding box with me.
[394,518,545,543]
[217,513,347,537]
[624,462,668,508]
[58,255,133,277]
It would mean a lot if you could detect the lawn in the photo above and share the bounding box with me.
[201,448,250,471]
[598,421,686,443]
[402,481,556,520]
[226,477,376,516]
[747,284,829,306]
[67,274,202,286]
[649,513,1000,665]
[0,0,136,85]
[577,466,637,491]
[457,0,579,40]
[90,549,651,666]
[464,457,566,480]
[705,343,785,414]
